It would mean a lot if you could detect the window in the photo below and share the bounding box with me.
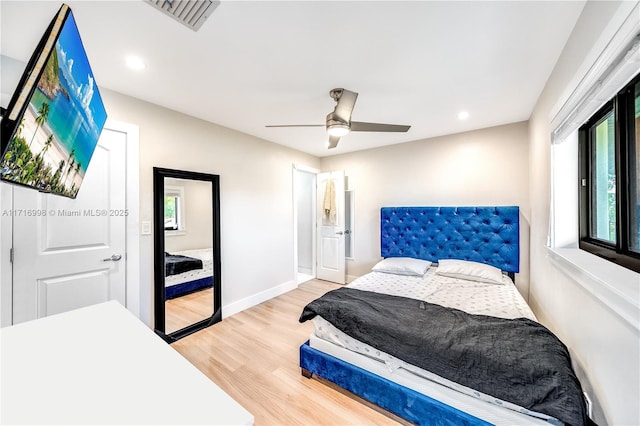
[631,78,640,254]
[164,195,179,230]
[164,186,184,231]
[579,73,640,272]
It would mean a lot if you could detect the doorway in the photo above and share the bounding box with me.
[293,166,351,285]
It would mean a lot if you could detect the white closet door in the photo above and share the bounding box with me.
[316,170,345,284]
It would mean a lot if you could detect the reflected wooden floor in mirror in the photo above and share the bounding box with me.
[171,279,407,425]
[165,288,214,334]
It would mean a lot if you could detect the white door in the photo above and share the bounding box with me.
[316,171,345,284]
[11,129,127,324]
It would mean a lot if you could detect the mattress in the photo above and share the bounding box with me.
[165,249,213,288]
[309,268,556,425]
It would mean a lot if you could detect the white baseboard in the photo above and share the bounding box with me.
[222,279,298,319]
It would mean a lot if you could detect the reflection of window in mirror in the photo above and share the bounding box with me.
[164,186,184,233]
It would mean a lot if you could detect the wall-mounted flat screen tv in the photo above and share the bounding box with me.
[0,3,107,199]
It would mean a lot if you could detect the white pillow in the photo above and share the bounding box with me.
[436,259,504,285]
[371,257,432,276]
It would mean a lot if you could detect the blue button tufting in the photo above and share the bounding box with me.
[380,206,519,272]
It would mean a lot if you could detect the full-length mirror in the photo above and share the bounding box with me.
[153,167,221,342]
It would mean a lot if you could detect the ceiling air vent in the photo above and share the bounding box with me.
[144,0,220,32]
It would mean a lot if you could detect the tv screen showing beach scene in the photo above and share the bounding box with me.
[0,7,107,199]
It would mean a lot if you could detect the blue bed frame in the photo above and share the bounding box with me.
[165,276,213,299]
[300,206,520,425]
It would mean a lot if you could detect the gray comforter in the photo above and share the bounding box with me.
[299,287,587,426]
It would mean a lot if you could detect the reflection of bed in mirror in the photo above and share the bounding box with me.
[164,248,214,299]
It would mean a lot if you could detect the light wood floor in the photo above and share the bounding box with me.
[172,279,406,426]
[166,288,215,334]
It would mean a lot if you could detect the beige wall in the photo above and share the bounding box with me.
[528,2,639,425]
[321,121,531,297]
[101,90,320,320]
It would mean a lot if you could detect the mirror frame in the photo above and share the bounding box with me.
[153,167,221,342]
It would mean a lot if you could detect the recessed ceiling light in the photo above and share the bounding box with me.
[126,56,146,71]
[457,111,470,120]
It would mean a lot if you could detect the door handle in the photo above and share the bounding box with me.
[335,231,344,235]
[102,254,123,262]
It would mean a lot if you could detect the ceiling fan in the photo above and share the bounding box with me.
[266,88,411,149]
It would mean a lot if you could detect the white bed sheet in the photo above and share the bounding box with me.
[165,248,213,288]
[309,268,556,425]
[347,269,536,320]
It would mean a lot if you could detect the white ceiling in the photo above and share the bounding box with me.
[0,1,585,157]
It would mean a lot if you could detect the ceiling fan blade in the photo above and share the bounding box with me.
[328,135,340,149]
[333,89,358,123]
[350,121,411,132]
[265,124,324,128]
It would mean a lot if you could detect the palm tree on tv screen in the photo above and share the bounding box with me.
[41,134,53,157]
[28,102,50,149]
[63,155,75,187]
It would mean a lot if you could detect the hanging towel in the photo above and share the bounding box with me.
[323,179,336,225]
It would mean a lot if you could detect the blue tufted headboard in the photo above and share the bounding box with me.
[380,206,519,273]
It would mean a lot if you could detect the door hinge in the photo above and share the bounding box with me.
[10,247,14,264]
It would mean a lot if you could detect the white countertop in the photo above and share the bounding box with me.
[1,301,253,425]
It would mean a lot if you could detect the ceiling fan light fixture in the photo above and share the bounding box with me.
[327,123,350,137]
[266,88,411,150]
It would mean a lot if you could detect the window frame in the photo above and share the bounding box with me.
[578,73,640,273]
[163,185,185,232]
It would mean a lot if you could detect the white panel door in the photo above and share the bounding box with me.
[11,129,126,324]
[316,171,345,284]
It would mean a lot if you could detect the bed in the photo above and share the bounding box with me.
[164,248,214,299]
[299,206,587,426]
